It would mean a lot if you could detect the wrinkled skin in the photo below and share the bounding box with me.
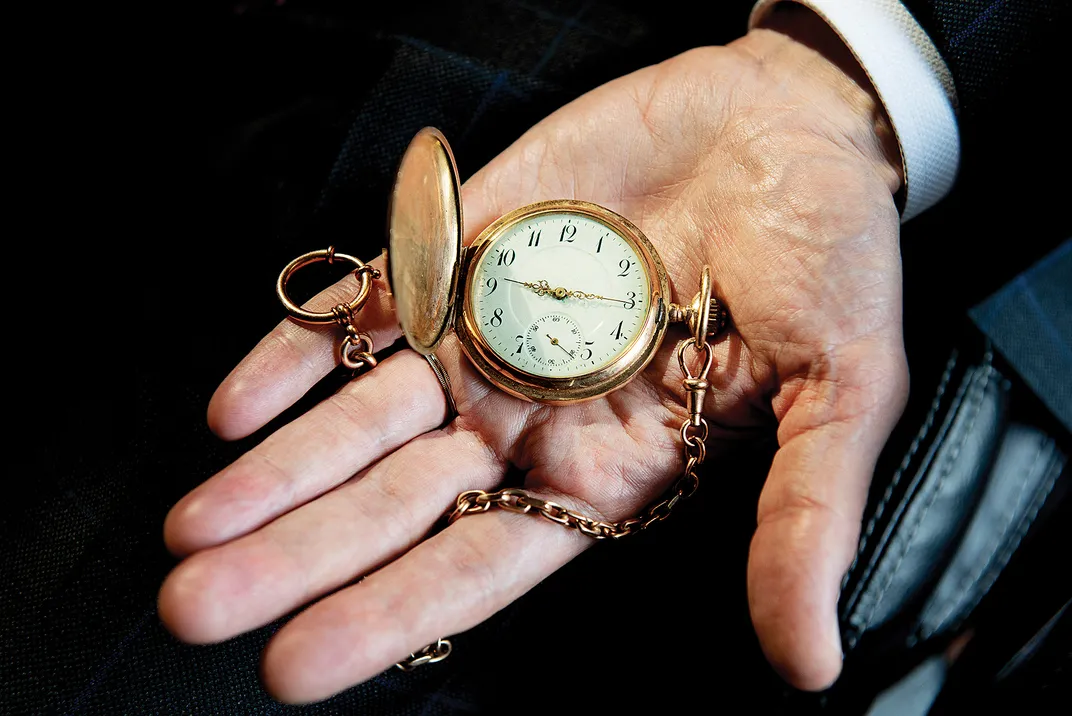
[159,23,908,703]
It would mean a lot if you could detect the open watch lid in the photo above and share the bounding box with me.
[387,127,463,356]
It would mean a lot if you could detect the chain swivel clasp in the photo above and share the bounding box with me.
[678,337,713,428]
[670,265,724,428]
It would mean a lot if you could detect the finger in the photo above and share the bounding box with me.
[158,426,505,644]
[260,490,607,704]
[209,149,533,443]
[208,254,398,441]
[166,350,446,556]
[747,339,908,691]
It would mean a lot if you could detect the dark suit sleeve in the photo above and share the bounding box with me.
[898,0,1065,121]
[892,0,1067,302]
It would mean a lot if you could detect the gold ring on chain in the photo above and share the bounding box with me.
[425,353,458,423]
[276,247,378,324]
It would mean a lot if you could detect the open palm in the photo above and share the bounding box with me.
[160,26,908,702]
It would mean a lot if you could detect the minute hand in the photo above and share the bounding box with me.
[563,288,631,305]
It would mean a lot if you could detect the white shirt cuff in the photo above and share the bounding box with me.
[750,0,960,222]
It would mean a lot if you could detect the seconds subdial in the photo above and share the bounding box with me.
[524,314,583,369]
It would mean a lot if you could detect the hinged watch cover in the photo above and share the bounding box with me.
[387,127,463,355]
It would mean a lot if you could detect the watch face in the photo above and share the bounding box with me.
[468,209,653,379]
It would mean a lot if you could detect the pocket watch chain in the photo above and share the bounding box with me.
[276,249,723,672]
[417,271,724,671]
[402,333,717,671]
[448,335,715,537]
[332,301,378,373]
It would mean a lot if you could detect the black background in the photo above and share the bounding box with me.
[4,1,1067,713]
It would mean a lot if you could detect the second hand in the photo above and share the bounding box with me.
[546,334,575,359]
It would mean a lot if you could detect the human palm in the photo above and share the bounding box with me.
[160,26,908,702]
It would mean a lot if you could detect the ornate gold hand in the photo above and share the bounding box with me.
[503,278,631,306]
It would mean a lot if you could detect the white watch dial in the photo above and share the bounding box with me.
[469,212,651,378]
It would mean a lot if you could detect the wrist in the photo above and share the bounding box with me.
[732,5,904,195]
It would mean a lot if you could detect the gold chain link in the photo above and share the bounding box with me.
[404,337,715,670]
[396,638,453,671]
[332,303,377,373]
[448,337,713,538]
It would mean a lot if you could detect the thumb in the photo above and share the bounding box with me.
[748,339,908,690]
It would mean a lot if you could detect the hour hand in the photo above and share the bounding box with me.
[503,277,557,297]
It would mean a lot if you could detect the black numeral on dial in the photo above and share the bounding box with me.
[528,230,540,247]
[560,224,576,242]
[515,335,524,354]
[610,321,624,340]
[498,249,516,266]
[486,277,497,294]
[580,341,594,360]
[490,308,504,327]
[617,259,631,277]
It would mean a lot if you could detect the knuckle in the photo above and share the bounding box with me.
[446,532,499,616]
[232,449,293,504]
[325,388,390,449]
[366,471,421,544]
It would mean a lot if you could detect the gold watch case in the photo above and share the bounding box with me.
[387,127,671,405]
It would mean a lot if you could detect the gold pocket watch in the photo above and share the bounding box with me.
[274,126,729,671]
[385,127,724,404]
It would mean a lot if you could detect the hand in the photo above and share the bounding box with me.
[158,12,907,702]
[503,277,631,305]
